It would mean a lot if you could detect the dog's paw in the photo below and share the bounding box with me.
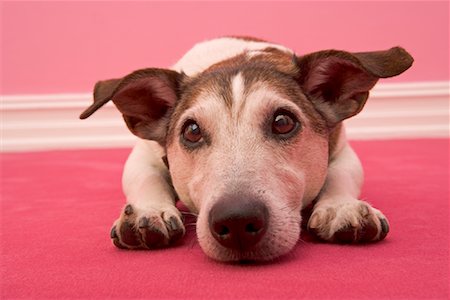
[110,204,185,249]
[307,199,389,243]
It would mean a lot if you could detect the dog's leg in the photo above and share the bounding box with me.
[110,140,185,249]
[307,132,389,243]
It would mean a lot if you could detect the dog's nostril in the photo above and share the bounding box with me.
[245,222,262,234]
[218,225,230,236]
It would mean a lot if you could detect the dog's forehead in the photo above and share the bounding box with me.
[175,47,300,109]
[174,60,302,116]
[168,49,326,139]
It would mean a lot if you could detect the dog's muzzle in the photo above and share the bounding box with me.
[208,196,269,251]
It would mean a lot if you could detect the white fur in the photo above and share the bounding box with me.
[122,140,174,210]
[231,73,245,109]
[172,37,292,76]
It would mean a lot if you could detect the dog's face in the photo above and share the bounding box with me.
[81,45,413,261]
[166,62,330,261]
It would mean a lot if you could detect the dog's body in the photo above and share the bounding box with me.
[81,37,413,261]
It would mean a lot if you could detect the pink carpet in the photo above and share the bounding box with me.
[1,139,448,299]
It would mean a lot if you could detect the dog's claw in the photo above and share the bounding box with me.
[138,216,149,228]
[379,218,389,240]
[166,216,185,242]
[110,225,128,249]
[166,216,178,231]
[124,204,134,216]
[110,226,118,239]
[307,214,320,229]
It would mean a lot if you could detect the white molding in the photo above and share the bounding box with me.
[370,81,449,97]
[1,81,449,152]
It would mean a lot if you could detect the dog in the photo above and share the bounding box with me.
[80,36,413,262]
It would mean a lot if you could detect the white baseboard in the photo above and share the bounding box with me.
[1,81,449,152]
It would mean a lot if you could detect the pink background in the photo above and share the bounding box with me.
[2,1,449,94]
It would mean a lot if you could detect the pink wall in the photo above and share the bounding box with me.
[2,1,449,94]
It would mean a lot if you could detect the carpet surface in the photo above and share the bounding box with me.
[1,139,448,299]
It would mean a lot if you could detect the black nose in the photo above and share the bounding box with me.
[208,197,269,251]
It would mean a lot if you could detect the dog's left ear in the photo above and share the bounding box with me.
[296,47,413,126]
[80,68,183,145]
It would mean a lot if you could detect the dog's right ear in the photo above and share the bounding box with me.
[80,68,183,145]
[295,47,413,126]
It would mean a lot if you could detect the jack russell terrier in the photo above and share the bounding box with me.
[80,37,413,262]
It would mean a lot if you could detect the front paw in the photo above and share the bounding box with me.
[110,204,185,249]
[307,200,389,243]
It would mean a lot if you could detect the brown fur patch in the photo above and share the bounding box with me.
[201,53,248,81]
[203,47,298,78]
[228,36,267,43]
[248,47,299,76]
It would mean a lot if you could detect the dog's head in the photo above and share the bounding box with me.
[81,46,413,261]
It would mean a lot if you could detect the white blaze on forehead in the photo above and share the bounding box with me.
[231,73,245,109]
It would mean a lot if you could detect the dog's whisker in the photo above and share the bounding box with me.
[278,205,299,215]
[181,211,199,217]
[297,236,307,245]
[184,233,199,250]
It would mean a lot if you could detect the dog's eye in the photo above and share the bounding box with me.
[182,120,203,145]
[271,110,300,137]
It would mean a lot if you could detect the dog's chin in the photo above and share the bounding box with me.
[199,239,299,263]
[196,216,301,262]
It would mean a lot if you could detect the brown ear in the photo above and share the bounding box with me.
[79,78,122,119]
[80,68,183,145]
[296,47,413,126]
